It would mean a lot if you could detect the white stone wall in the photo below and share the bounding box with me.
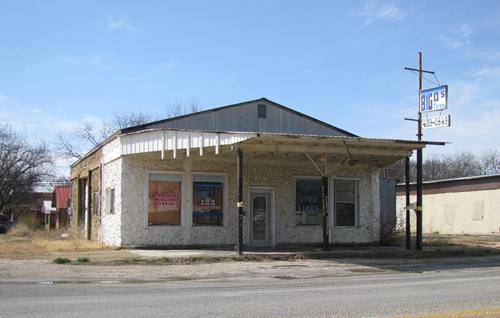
[329,170,380,244]
[100,137,123,246]
[101,158,122,246]
[115,152,382,247]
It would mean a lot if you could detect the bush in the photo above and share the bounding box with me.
[77,256,89,263]
[52,257,71,264]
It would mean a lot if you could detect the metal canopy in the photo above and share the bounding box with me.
[117,128,444,167]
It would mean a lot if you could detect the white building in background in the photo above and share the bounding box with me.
[396,174,500,235]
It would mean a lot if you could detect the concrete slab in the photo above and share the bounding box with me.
[127,249,235,258]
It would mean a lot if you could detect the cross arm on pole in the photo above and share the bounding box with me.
[404,67,435,74]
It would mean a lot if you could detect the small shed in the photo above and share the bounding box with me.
[42,200,56,230]
[51,185,71,229]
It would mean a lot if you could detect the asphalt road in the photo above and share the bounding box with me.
[1,263,500,317]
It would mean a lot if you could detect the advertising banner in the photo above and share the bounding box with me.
[148,180,181,225]
[193,182,223,225]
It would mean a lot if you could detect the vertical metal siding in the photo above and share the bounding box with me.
[149,101,346,136]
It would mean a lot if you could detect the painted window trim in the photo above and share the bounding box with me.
[145,170,184,227]
[294,175,323,226]
[191,172,228,227]
[333,177,360,228]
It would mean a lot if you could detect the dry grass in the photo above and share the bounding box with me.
[0,222,111,259]
[393,307,500,318]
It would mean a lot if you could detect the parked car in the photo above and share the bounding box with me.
[0,213,10,234]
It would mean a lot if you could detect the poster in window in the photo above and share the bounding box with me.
[296,179,322,225]
[148,177,181,225]
[193,182,223,225]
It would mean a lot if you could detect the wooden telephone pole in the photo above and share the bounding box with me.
[405,52,435,250]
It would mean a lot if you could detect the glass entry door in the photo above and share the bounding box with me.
[250,192,272,247]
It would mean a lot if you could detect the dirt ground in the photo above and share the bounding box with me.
[1,232,500,283]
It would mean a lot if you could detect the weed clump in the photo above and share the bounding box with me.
[52,257,71,264]
[77,256,89,263]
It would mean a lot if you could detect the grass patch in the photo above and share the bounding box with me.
[5,222,108,252]
[52,257,71,264]
[77,256,89,263]
[31,232,104,252]
[190,256,203,262]
[96,254,305,266]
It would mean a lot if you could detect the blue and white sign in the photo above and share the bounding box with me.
[422,114,451,129]
[420,85,448,112]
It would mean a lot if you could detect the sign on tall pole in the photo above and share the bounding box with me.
[416,52,423,251]
[405,52,450,250]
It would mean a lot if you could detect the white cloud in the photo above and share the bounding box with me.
[465,48,500,62]
[61,55,113,72]
[437,24,473,50]
[473,66,500,78]
[459,24,473,37]
[140,84,152,91]
[107,17,138,33]
[437,34,467,50]
[128,74,147,83]
[356,2,404,25]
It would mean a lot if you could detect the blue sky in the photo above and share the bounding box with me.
[1,1,500,175]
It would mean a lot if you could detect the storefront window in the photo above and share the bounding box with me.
[295,178,322,225]
[334,179,358,227]
[148,174,182,225]
[192,175,224,226]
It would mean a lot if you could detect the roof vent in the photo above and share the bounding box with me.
[257,104,267,118]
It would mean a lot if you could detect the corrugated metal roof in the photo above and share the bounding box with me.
[52,185,71,209]
[397,173,500,187]
[121,98,357,137]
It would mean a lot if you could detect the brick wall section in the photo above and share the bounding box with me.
[69,148,102,240]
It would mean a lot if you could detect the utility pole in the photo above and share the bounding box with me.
[416,52,423,250]
[405,52,434,250]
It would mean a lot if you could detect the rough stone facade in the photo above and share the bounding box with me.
[99,141,382,247]
[69,147,102,241]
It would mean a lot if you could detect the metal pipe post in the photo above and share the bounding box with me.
[237,149,244,255]
[321,176,329,251]
[405,156,411,250]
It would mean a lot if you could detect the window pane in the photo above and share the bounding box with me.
[336,191,355,203]
[109,189,115,214]
[148,174,181,225]
[336,203,355,226]
[335,179,357,227]
[252,195,267,240]
[193,175,224,226]
[296,179,322,225]
[335,180,355,192]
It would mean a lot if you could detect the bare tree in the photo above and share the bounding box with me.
[56,112,153,160]
[447,151,481,178]
[57,102,202,160]
[0,125,53,214]
[385,149,499,183]
[480,149,500,175]
[165,99,200,118]
[111,111,152,130]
